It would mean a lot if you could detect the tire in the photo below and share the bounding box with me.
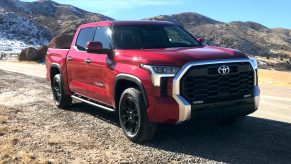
[119,88,157,143]
[51,74,72,109]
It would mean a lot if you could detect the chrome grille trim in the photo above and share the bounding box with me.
[172,58,258,123]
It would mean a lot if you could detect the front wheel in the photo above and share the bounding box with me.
[119,88,157,143]
[52,74,72,109]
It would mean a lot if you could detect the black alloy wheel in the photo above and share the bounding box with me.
[119,88,157,143]
[52,74,72,109]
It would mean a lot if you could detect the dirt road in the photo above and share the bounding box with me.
[0,67,291,163]
[0,61,46,78]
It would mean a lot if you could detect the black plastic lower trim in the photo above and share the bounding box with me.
[160,77,168,97]
[190,98,257,121]
[114,74,148,107]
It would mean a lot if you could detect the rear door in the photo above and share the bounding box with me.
[67,27,96,95]
[85,26,114,106]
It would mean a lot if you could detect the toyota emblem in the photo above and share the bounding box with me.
[218,65,230,75]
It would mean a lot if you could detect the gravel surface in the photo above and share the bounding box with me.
[0,70,291,163]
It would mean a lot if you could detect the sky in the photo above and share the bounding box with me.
[22,0,291,29]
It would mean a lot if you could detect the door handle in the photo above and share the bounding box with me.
[84,58,92,64]
[67,56,73,61]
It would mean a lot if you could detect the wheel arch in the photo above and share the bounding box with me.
[50,63,72,96]
[114,74,148,109]
[50,63,61,83]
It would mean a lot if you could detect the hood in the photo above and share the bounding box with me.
[114,46,248,67]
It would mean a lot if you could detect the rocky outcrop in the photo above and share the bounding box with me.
[18,46,48,62]
[37,45,48,62]
[48,34,74,49]
[18,47,38,61]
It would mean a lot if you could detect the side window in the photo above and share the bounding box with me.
[75,27,96,51]
[94,27,112,49]
[165,27,191,45]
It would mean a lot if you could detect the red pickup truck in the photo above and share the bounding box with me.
[46,21,260,143]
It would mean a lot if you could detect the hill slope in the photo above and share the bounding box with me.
[0,12,51,52]
[0,0,114,36]
[146,12,222,28]
[0,0,113,52]
[189,22,291,57]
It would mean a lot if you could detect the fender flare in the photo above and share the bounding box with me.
[50,63,61,81]
[114,74,148,107]
[50,63,72,95]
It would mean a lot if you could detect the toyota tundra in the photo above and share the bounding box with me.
[46,21,260,143]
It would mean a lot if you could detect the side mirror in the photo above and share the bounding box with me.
[196,38,207,46]
[86,42,103,53]
[86,42,114,60]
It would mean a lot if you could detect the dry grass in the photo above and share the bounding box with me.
[1,60,40,64]
[259,69,291,87]
[0,108,40,164]
[0,110,15,163]
[0,116,8,124]
[0,69,290,163]
[271,49,291,57]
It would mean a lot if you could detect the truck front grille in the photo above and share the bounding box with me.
[180,62,254,104]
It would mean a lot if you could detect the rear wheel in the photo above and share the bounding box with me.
[119,88,157,143]
[52,74,72,109]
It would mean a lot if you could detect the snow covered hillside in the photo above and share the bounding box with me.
[0,0,113,54]
[0,12,52,53]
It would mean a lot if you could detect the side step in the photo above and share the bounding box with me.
[71,95,115,112]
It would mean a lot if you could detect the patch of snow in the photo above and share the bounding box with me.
[0,38,34,54]
[0,12,52,53]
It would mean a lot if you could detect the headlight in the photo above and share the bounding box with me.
[248,57,258,86]
[141,64,180,87]
[141,65,180,75]
[249,57,258,70]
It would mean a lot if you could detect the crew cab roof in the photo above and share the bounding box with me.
[79,20,175,28]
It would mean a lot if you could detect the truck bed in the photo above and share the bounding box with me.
[47,48,70,58]
[46,48,70,82]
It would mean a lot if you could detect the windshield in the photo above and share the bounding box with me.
[112,24,201,49]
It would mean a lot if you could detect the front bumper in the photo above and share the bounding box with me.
[190,86,259,122]
[147,86,259,124]
[146,58,260,124]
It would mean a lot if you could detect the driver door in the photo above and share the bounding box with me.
[85,26,114,106]
[67,27,96,96]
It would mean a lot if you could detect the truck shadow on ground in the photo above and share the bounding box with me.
[70,102,291,164]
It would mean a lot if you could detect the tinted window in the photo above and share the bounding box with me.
[112,24,200,49]
[93,27,112,49]
[75,27,95,51]
[165,26,193,45]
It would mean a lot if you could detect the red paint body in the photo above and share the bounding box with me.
[46,21,248,124]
